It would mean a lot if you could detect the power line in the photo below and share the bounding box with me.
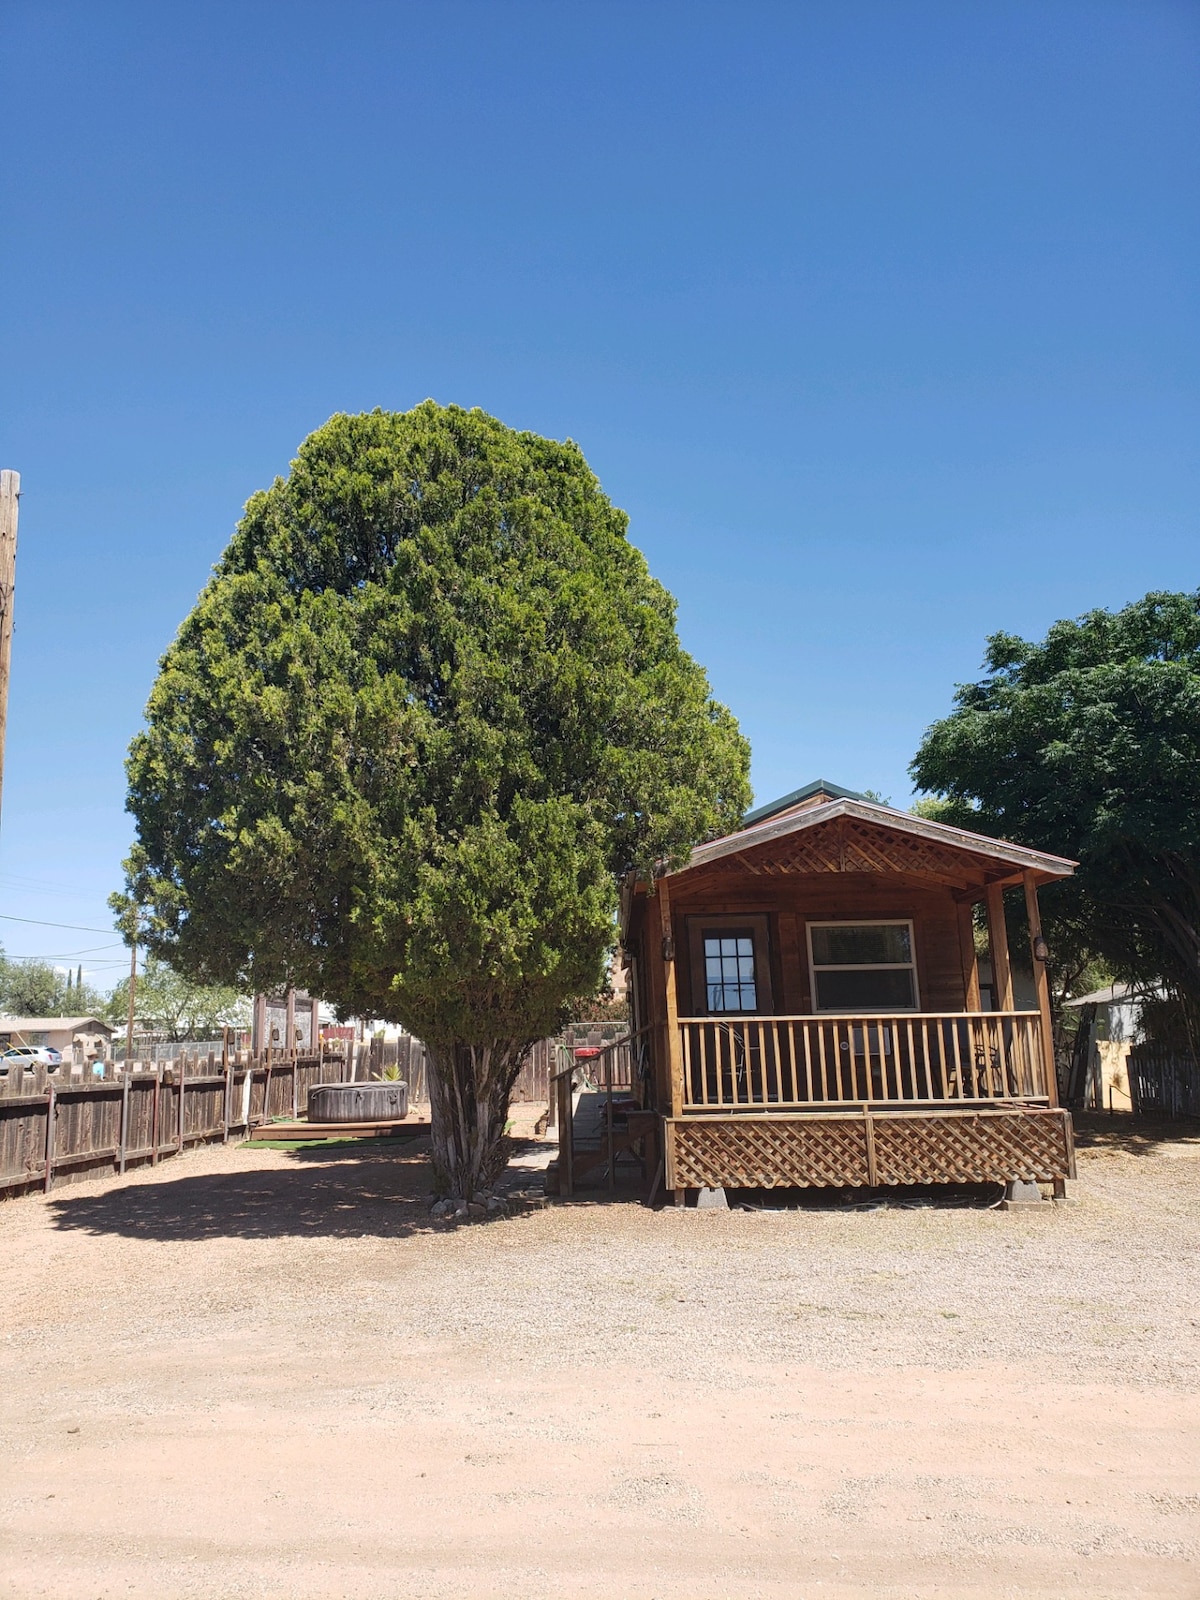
[8,943,125,960]
[0,912,122,934]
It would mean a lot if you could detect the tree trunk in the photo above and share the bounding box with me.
[425,1039,530,1202]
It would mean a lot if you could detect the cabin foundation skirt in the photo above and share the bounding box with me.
[663,1107,1075,1190]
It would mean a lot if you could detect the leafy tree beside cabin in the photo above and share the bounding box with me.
[118,404,750,1200]
[912,591,1200,1043]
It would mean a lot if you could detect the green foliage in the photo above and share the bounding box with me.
[912,590,1200,1025]
[118,404,749,1177]
[0,946,102,1017]
[104,955,250,1042]
[908,795,968,825]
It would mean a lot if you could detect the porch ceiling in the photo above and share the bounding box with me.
[668,798,1076,894]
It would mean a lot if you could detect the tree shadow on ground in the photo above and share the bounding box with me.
[1073,1111,1200,1156]
[46,1135,555,1243]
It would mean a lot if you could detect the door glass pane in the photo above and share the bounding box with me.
[704,934,757,1013]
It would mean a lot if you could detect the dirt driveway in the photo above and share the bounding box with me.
[2,1117,1199,1599]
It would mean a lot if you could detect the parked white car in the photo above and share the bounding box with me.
[1,1045,63,1068]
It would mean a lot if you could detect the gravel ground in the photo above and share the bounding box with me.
[1,1116,1198,1598]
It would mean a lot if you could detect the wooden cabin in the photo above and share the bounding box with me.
[619,781,1077,1201]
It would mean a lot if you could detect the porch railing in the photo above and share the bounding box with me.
[677,1012,1048,1111]
[552,1025,653,1197]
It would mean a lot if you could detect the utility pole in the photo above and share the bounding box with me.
[0,470,20,828]
[125,911,139,1062]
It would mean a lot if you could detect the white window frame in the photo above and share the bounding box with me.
[806,918,920,1014]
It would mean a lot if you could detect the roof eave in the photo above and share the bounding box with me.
[662,797,1077,882]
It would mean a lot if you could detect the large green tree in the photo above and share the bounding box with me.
[912,591,1200,1036]
[119,403,750,1197]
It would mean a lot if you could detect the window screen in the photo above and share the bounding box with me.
[809,921,918,1012]
[704,933,758,1013]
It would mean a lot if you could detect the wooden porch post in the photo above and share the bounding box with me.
[657,874,685,1205]
[1022,871,1059,1107]
[985,882,1014,1011]
[956,898,982,1011]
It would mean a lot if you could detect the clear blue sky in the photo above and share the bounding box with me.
[2,1,1197,985]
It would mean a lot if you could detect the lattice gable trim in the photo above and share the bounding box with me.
[729,816,998,883]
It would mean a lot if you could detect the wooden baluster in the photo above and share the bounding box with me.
[995,1014,1012,1098]
[838,1021,848,1101]
[905,1019,919,1101]
[945,1017,962,1101]
[981,1017,995,1098]
[809,1020,821,1102]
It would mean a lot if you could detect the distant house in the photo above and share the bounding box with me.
[1064,982,1153,1112]
[619,779,1078,1200]
[0,1016,113,1064]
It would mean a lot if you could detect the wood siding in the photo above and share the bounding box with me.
[658,874,969,1017]
[628,870,976,1110]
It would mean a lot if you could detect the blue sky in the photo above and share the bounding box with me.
[1,0,1197,984]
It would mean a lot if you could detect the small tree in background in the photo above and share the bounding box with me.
[117,404,750,1199]
[0,947,102,1017]
[104,956,250,1042]
[912,591,1200,1042]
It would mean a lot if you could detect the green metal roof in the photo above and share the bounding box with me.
[742,779,869,829]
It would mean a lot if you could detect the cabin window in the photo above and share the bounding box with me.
[704,933,758,1013]
[686,913,774,1016]
[807,920,919,1012]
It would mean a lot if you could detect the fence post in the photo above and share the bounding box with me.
[151,1065,161,1165]
[119,1070,130,1175]
[221,1030,232,1142]
[43,1083,56,1194]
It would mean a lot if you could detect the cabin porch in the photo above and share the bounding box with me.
[548,1010,1075,1198]
[600,782,1080,1204]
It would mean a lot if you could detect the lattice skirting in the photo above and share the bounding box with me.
[664,1109,1074,1190]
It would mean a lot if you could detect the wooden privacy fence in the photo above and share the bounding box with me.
[1128,1047,1200,1118]
[0,1049,343,1198]
[1,1024,619,1200]
[362,1034,431,1101]
[678,1012,1049,1110]
[356,1035,561,1104]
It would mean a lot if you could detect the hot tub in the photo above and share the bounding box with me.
[307,1081,409,1122]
